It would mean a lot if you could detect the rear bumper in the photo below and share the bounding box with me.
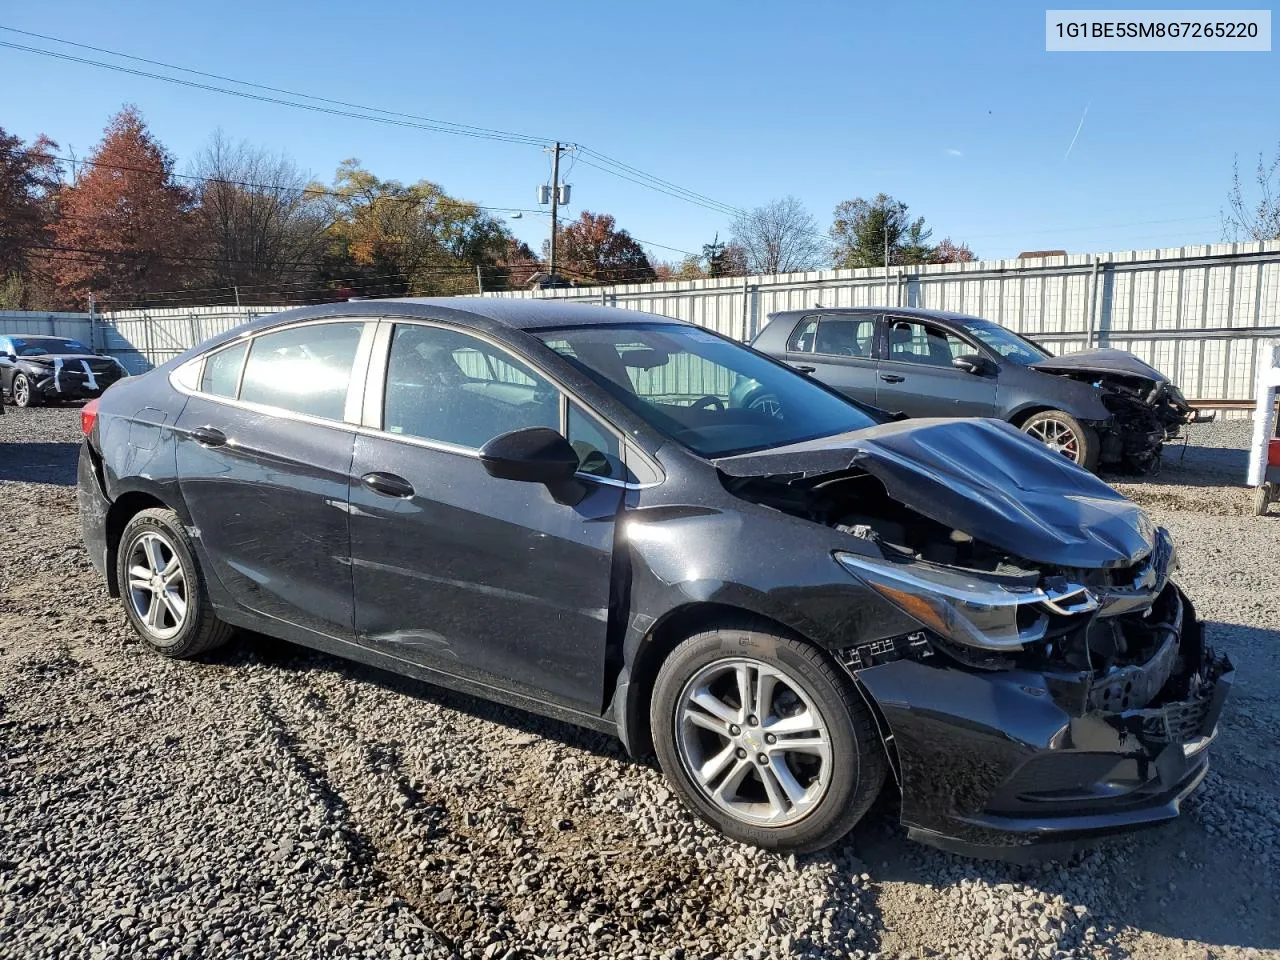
[856,586,1232,861]
[77,442,113,589]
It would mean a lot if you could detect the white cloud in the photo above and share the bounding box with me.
[945,148,963,158]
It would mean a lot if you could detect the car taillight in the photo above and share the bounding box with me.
[81,398,100,437]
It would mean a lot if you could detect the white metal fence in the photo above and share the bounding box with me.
[2,240,1277,410]
[488,240,1280,413]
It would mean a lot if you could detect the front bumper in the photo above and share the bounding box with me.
[28,365,122,399]
[855,585,1232,861]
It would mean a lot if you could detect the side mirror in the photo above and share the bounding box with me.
[952,354,991,376]
[479,427,585,505]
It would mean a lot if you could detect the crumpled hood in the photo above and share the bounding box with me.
[1030,348,1168,383]
[714,418,1155,569]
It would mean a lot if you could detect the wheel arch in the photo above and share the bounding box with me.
[616,601,874,762]
[103,490,173,596]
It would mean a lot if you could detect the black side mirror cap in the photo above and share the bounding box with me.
[479,427,585,505]
[952,354,991,376]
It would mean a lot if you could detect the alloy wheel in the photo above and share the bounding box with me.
[126,531,188,643]
[14,376,29,407]
[1026,417,1081,463]
[675,657,833,826]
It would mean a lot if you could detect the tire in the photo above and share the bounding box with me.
[115,507,234,658]
[650,621,886,853]
[12,373,38,408]
[1020,409,1099,471]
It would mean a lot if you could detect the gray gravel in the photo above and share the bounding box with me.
[1,406,1277,960]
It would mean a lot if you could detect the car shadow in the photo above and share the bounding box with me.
[0,442,81,486]
[209,630,631,764]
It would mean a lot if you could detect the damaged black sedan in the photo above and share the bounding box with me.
[0,334,127,407]
[77,299,1230,858]
[751,307,1196,472]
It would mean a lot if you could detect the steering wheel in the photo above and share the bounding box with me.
[689,395,725,412]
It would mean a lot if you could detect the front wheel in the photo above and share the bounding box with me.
[1020,409,1099,471]
[12,373,38,408]
[650,623,886,853]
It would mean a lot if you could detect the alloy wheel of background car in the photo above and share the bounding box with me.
[651,623,885,853]
[1020,410,1098,471]
[116,508,235,658]
[12,373,34,407]
[675,657,833,826]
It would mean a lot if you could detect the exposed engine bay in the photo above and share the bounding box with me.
[721,466,1229,740]
[1067,371,1193,472]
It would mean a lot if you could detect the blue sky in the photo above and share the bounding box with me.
[0,1,1276,263]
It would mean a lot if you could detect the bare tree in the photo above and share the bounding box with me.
[190,130,328,302]
[730,196,826,275]
[1223,145,1280,242]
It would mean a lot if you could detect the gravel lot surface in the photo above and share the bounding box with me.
[1,408,1277,960]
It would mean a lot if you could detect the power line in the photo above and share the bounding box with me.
[0,27,750,223]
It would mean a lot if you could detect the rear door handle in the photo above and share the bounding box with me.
[190,426,227,447]
[880,374,905,384]
[360,472,415,499]
[791,364,816,374]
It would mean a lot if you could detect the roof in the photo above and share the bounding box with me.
[377,296,687,330]
[767,305,991,325]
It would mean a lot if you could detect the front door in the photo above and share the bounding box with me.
[876,316,997,418]
[347,321,623,713]
[785,313,881,406]
[174,320,370,638]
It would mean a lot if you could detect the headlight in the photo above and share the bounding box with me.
[835,551,1097,651]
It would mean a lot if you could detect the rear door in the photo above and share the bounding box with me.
[174,319,372,639]
[346,320,624,713]
[786,313,881,406]
[875,316,997,418]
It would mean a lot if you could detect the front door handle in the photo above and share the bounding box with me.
[791,364,816,374]
[360,472,415,499]
[190,426,227,447]
[880,374,905,384]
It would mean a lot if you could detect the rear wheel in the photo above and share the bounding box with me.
[1021,409,1098,471]
[12,373,38,408]
[116,507,234,658]
[650,622,886,853]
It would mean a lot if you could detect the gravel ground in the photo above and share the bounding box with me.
[1,407,1277,960]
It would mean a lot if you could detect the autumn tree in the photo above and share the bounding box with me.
[0,128,61,308]
[702,234,748,278]
[1224,144,1280,241]
[933,238,977,263]
[51,107,194,308]
[730,197,825,275]
[549,211,656,284]
[319,160,512,297]
[190,130,327,303]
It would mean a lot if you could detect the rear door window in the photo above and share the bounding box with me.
[238,322,364,420]
[812,316,878,358]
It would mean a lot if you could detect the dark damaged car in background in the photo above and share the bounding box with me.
[751,307,1198,472]
[1,334,128,408]
[76,299,1232,858]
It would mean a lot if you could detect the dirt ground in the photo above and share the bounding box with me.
[1,407,1277,960]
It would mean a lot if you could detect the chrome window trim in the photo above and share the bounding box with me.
[168,318,377,428]
[368,317,664,489]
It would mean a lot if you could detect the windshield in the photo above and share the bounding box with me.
[959,319,1051,365]
[10,337,93,357]
[537,323,878,457]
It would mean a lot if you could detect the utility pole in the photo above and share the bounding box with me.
[884,219,890,304]
[549,142,563,282]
